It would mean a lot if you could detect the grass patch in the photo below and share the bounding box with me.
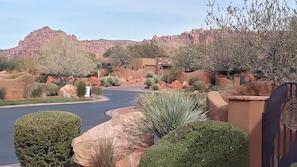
[0,97,92,106]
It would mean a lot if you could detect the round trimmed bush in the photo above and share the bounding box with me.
[139,120,249,167]
[90,85,103,95]
[193,80,206,91]
[14,111,81,167]
[151,84,159,91]
[145,71,154,78]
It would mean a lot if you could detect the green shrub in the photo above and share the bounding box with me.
[113,77,121,86]
[10,73,24,79]
[189,77,198,85]
[160,74,169,83]
[151,84,159,91]
[152,76,159,83]
[193,80,206,91]
[145,71,154,78]
[143,78,154,88]
[14,111,81,167]
[210,85,222,92]
[90,86,103,95]
[43,83,60,96]
[0,87,6,100]
[139,120,249,167]
[134,92,208,138]
[30,84,44,97]
[77,81,86,97]
[100,76,121,87]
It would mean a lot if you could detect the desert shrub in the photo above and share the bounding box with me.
[14,111,81,167]
[167,67,183,83]
[189,77,198,85]
[151,84,159,91]
[139,120,249,167]
[0,87,6,100]
[0,59,18,72]
[134,92,208,138]
[91,86,103,95]
[225,84,236,90]
[30,83,44,97]
[193,80,206,91]
[42,83,60,96]
[10,73,24,79]
[143,78,154,88]
[210,85,222,92]
[153,76,160,83]
[160,74,169,83]
[77,81,86,97]
[19,74,35,98]
[91,138,118,167]
[100,76,121,87]
[113,77,121,86]
[145,71,154,78]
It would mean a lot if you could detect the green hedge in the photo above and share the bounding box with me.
[14,111,81,167]
[140,120,249,167]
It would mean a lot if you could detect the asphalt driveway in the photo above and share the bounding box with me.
[0,85,146,165]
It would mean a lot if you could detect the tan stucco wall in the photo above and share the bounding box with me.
[228,96,269,167]
[0,74,31,100]
[112,68,146,79]
[177,70,215,84]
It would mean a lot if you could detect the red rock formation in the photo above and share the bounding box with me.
[0,26,225,59]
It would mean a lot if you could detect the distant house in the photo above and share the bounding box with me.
[128,57,172,74]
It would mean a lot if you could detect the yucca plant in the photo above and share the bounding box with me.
[134,91,208,138]
[91,138,118,167]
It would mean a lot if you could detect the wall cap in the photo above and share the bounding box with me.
[228,96,269,101]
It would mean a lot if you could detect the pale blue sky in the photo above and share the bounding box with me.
[0,0,213,49]
[0,0,295,49]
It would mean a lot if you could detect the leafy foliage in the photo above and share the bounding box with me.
[193,80,206,91]
[100,76,121,87]
[134,92,208,138]
[172,44,209,72]
[14,111,81,167]
[206,0,297,85]
[0,87,6,100]
[39,39,97,86]
[103,43,168,68]
[77,81,86,97]
[139,121,249,167]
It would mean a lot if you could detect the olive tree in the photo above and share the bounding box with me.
[206,0,297,85]
[39,40,97,85]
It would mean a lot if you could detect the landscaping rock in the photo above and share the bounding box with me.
[72,111,154,167]
[172,80,182,90]
[58,84,78,98]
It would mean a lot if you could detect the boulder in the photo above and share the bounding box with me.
[172,80,182,90]
[58,84,78,98]
[46,76,55,84]
[72,111,154,167]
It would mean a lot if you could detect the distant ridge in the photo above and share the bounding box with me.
[0,26,220,59]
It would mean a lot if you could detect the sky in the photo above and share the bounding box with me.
[0,0,215,49]
[0,0,295,49]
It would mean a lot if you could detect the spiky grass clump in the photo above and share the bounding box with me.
[91,138,118,167]
[134,91,208,138]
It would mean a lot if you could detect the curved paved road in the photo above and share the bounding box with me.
[0,86,146,165]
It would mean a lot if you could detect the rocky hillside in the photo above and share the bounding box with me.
[0,26,219,59]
